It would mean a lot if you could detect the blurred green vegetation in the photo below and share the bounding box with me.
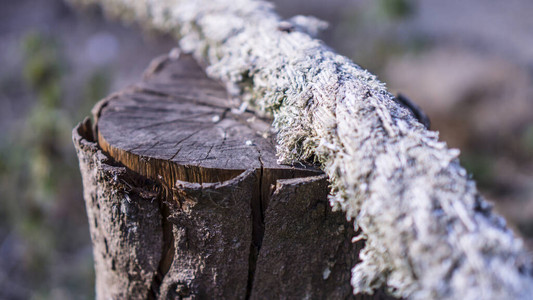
[334,0,427,72]
[377,0,416,20]
[522,124,533,154]
[460,153,495,187]
[0,31,110,299]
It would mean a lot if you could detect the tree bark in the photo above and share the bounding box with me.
[73,54,392,299]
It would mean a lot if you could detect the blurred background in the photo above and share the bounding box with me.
[0,0,532,298]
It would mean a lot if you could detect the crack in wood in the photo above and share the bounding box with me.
[148,196,175,299]
[246,152,265,300]
[169,127,207,160]
[134,112,215,130]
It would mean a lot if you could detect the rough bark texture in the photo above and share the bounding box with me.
[73,118,163,299]
[68,0,533,298]
[72,54,392,299]
[251,175,378,300]
[157,171,255,299]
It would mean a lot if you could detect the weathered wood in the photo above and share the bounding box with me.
[252,175,357,299]
[95,55,316,188]
[73,54,395,299]
[68,1,533,299]
[73,118,163,299]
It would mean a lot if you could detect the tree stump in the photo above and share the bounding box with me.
[73,53,392,299]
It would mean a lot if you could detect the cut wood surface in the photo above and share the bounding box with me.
[96,54,317,192]
[74,54,395,299]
